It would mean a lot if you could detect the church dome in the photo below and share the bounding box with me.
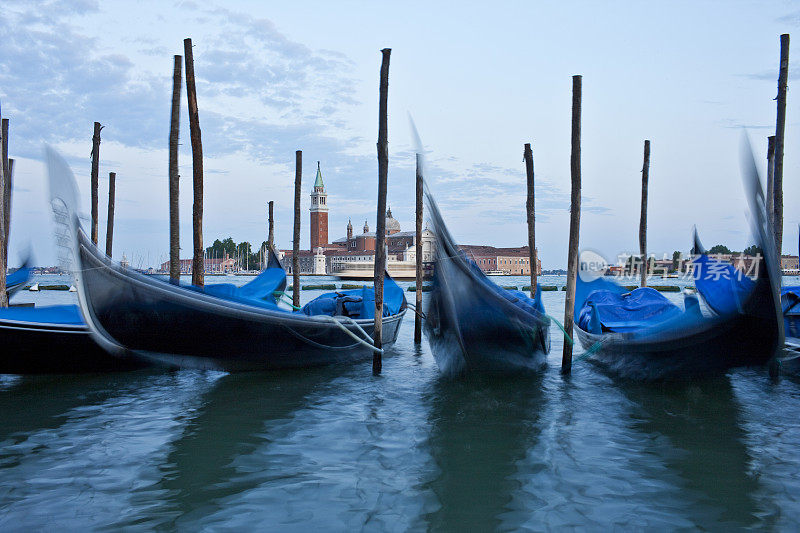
[385,208,401,234]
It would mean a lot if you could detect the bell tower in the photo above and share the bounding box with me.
[310,161,328,251]
[347,219,353,240]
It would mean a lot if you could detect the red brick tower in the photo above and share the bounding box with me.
[310,161,328,251]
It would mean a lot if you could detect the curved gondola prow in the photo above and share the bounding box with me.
[45,146,128,358]
[741,136,784,356]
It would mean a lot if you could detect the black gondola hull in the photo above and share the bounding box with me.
[0,319,144,374]
[575,310,777,381]
[76,231,405,371]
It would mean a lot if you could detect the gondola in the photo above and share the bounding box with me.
[0,248,291,374]
[46,147,406,372]
[573,146,782,380]
[6,259,32,296]
[0,304,145,374]
[424,194,550,376]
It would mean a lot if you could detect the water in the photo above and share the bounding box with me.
[2,274,800,530]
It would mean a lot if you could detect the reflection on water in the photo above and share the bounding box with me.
[618,378,762,529]
[422,375,544,531]
[0,277,799,528]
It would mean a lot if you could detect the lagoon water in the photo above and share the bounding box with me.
[2,273,800,530]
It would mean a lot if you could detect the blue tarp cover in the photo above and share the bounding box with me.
[692,254,755,316]
[7,266,31,290]
[463,258,546,317]
[0,304,84,325]
[202,265,286,309]
[781,286,800,337]
[575,277,683,333]
[301,274,405,318]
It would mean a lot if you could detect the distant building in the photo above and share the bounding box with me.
[159,256,236,274]
[460,245,541,276]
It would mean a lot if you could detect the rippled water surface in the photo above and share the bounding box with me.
[2,274,800,530]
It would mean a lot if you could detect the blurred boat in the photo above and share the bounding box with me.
[424,194,550,376]
[46,147,406,372]
[574,146,782,380]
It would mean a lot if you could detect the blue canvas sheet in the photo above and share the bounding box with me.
[202,264,287,308]
[464,257,547,317]
[7,266,32,290]
[692,254,755,316]
[0,304,84,325]
[575,276,687,334]
[781,286,800,338]
[301,274,405,319]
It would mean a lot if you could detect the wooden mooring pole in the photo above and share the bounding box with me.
[1,119,9,300]
[293,151,302,308]
[373,47,391,374]
[524,142,537,298]
[767,135,776,230]
[105,172,116,257]
[414,152,423,344]
[90,121,103,246]
[268,200,275,252]
[2,119,9,252]
[0,110,6,308]
[184,38,204,287]
[639,139,650,288]
[562,74,582,375]
[774,33,789,257]
[169,54,182,283]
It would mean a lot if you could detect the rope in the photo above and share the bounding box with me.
[274,291,302,310]
[543,312,605,363]
[320,315,384,355]
[406,302,427,320]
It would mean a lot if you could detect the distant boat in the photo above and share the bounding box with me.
[484,270,507,276]
[68,285,77,292]
[29,283,39,292]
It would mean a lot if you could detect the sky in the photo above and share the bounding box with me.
[0,0,798,269]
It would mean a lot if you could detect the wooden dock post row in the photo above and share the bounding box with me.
[562,74,582,375]
[414,152,423,344]
[169,54,182,283]
[639,139,650,288]
[773,33,789,257]
[293,151,302,308]
[373,47,391,374]
[184,38,204,287]
[90,121,103,246]
[524,142,537,299]
[105,172,116,257]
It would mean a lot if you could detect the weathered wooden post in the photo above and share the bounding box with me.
[1,119,9,290]
[774,33,789,257]
[767,135,776,229]
[293,151,302,308]
[373,48,391,374]
[169,54,182,283]
[524,142,537,298]
[414,152,423,344]
[268,200,275,252]
[90,121,103,246]
[562,75,582,375]
[639,139,650,288]
[2,119,9,249]
[0,109,6,308]
[105,172,116,257]
[184,38,204,287]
